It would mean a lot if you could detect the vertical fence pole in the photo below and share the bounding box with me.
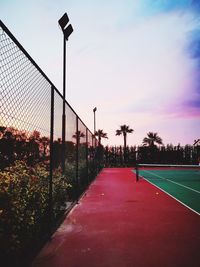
[49,85,54,236]
[86,129,89,184]
[76,116,79,188]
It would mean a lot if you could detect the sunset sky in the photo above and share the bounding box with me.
[1,0,200,146]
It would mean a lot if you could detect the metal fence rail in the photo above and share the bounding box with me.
[0,20,100,265]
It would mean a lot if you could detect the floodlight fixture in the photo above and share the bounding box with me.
[58,13,69,30]
[63,24,73,40]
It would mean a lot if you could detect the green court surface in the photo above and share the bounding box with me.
[137,169,200,215]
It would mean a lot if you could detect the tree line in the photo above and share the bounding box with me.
[1,124,199,169]
[94,124,199,166]
[0,126,93,170]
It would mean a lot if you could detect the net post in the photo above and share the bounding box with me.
[135,163,139,182]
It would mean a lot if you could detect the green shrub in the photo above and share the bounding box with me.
[0,160,71,257]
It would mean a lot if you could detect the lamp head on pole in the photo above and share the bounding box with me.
[63,24,73,40]
[58,13,73,41]
[93,107,97,113]
[58,13,69,30]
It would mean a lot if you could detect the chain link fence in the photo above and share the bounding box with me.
[0,20,100,266]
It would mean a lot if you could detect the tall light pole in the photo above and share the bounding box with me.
[93,107,97,135]
[58,13,73,173]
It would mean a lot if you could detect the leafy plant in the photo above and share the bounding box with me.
[0,160,71,258]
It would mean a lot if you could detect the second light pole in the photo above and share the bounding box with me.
[58,13,73,173]
[93,107,97,135]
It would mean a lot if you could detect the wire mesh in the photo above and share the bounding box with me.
[0,20,100,264]
[65,103,77,188]
[0,21,52,263]
[0,28,51,137]
[52,90,63,172]
[52,91,67,217]
[88,130,97,180]
[78,119,87,186]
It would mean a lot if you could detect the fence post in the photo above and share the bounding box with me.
[76,116,79,188]
[86,128,89,184]
[49,85,54,236]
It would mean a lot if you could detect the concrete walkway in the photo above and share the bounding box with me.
[32,168,200,267]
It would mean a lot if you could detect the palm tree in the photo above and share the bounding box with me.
[72,131,85,145]
[142,132,163,147]
[95,129,108,145]
[116,125,134,150]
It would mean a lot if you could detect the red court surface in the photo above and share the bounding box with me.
[32,168,200,267]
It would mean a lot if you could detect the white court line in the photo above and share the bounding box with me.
[140,175,200,216]
[143,170,200,194]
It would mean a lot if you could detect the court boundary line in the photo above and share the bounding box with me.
[139,175,200,216]
[138,164,200,168]
[143,170,200,194]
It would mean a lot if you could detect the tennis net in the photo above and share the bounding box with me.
[135,163,200,182]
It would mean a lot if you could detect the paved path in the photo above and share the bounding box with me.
[32,168,200,267]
